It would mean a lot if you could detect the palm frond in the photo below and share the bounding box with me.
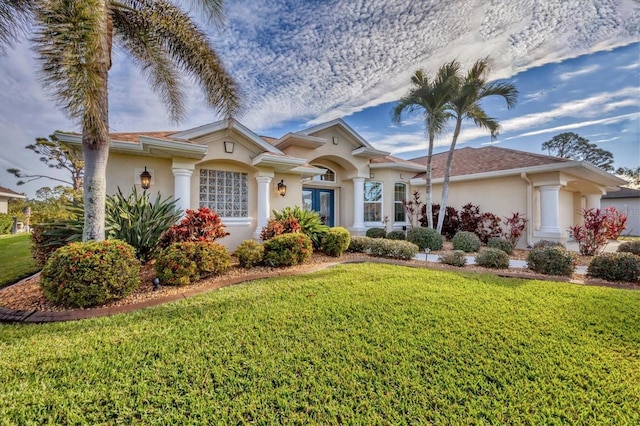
[0,0,35,54]
[111,6,186,121]
[479,81,518,109]
[118,0,241,119]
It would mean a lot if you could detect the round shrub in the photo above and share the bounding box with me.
[367,239,419,260]
[386,230,406,240]
[452,231,481,253]
[263,233,313,267]
[438,250,467,267]
[618,241,640,256]
[587,252,640,282]
[40,239,140,308]
[475,248,510,269]
[407,227,443,251]
[487,237,514,255]
[532,240,564,250]
[234,240,264,268]
[321,227,351,257]
[348,236,370,253]
[366,228,387,239]
[156,241,230,286]
[527,246,577,276]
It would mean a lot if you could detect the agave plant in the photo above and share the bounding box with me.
[106,187,182,262]
[273,206,329,248]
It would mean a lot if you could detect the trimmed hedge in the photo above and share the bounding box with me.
[40,240,140,308]
[475,248,510,269]
[366,228,387,239]
[321,227,351,257]
[386,230,406,240]
[487,237,514,255]
[438,250,467,267]
[587,252,640,282]
[407,227,443,251]
[234,240,264,268]
[527,245,577,276]
[618,241,640,256]
[452,231,480,253]
[263,233,313,267]
[346,236,418,260]
[156,241,230,286]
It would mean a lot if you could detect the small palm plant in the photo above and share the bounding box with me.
[273,206,329,248]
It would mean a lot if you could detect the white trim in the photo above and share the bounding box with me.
[221,217,252,227]
[370,161,424,172]
[300,118,380,151]
[351,146,390,158]
[274,133,326,149]
[251,153,307,169]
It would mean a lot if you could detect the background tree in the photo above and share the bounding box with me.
[7,133,84,191]
[0,1,241,242]
[436,59,518,234]
[542,132,614,172]
[392,67,455,229]
[615,166,640,187]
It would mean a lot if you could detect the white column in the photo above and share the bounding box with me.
[173,168,193,215]
[585,194,601,211]
[538,185,561,233]
[253,176,272,239]
[351,177,365,232]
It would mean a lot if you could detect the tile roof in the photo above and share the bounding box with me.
[260,135,278,145]
[410,146,570,179]
[109,131,183,143]
[602,186,640,199]
[0,186,23,196]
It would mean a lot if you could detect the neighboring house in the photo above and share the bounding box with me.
[0,186,25,214]
[56,119,626,249]
[602,187,640,236]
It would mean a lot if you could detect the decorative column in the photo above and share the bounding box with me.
[538,185,561,233]
[351,177,365,233]
[253,176,272,239]
[172,168,193,215]
[585,194,601,211]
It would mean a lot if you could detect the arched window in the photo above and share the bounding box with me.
[394,183,407,223]
[311,164,336,182]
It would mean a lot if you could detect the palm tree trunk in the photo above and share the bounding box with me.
[437,118,462,233]
[82,1,111,242]
[425,133,434,229]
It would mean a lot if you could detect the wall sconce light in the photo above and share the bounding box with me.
[140,166,152,189]
[224,140,235,153]
[277,179,287,197]
[332,136,338,145]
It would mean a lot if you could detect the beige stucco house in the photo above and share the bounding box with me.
[56,119,626,249]
[0,186,25,214]
[602,187,640,236]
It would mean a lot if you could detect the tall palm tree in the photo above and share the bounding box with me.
[392,65,456,229]
[0,0,241,241]
[436,59,518,233]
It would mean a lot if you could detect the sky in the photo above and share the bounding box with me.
[0,0,638,198]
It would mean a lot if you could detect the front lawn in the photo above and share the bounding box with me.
[0,233,39,288]
[1,263,639,423]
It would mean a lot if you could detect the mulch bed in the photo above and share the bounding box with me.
[1,251,637,317]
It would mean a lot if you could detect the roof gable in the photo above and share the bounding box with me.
[0,186,25,199]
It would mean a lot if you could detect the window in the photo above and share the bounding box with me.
[364,181,382,222]
[199,169,248,217]
[311,164,336,182]
[394,183,407,222]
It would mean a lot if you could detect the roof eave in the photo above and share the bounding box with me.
[352,146,390,159]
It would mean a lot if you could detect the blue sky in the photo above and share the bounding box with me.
[0,0,638,197]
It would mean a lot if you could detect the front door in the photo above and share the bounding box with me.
[302,188,334,226]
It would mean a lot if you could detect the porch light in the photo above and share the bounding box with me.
[224,140,235,153]
[140,167,152,189]
[277,179,287,197]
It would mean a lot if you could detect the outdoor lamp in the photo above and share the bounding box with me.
[277,179,287,196]
[140,167,152,189]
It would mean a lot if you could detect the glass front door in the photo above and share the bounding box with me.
[302,188,334,226]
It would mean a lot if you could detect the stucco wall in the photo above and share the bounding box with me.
[106,154,173,196]
[602,198,640,236]
[0,198,8,214]
[558,189,574,239]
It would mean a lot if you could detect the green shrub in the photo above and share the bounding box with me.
[452,231,481,252]
[30,203,84,266]
[366,228,387,239]
[347,236,370,253]
[386,230,406,240]
[527,246,577,276]
[487,237,514,255]
[367,239,419,260]
[273,206,329,247]
[0,213,13,234]
[105,187,182,262]
[475,248,510,269]
[234,240,264,268]
[40,240,140,308]
[321,227,351,257]
[407,227,443,251]
[532,240,565,250]
[263,233,313,267]
[156,241,230,286]
[587,253,640,282]
[618,241,640,256]
[438,250,467,267]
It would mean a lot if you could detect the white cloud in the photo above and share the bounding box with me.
[507,112,639,138]
[557,64,600,81]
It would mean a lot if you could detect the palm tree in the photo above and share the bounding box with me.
[0,0,241,241]
[436,59,518,233]
[392,65,456,229]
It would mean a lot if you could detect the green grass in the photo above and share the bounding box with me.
[0,233,39,288]
[1,263,639,424]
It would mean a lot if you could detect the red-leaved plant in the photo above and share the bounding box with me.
[402,191,423,228]
[503,212,528,246]
[260,217,301,241]
[159,207,229,248]
[568,207,627,256]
